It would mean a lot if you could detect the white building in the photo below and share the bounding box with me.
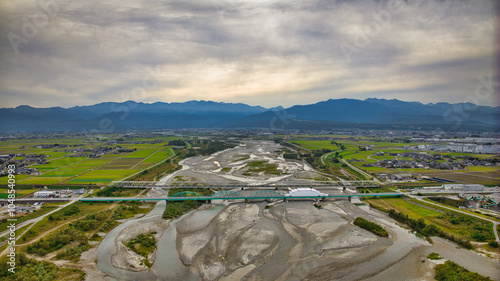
[33,190,56,198]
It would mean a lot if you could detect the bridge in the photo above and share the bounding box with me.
[109,180,380,189]
[79,191,402,202]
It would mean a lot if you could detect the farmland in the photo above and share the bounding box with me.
[0,136,178,186]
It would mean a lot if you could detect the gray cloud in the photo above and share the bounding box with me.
[0,0,497,108]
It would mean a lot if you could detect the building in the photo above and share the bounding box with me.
[391,174,412,181]
[442,184,463,190]
[57,189,74,198]
[73,188,86,195]
[33,190,56,198]
[15,206,33,213]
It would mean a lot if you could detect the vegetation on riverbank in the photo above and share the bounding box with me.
[126,232,156,261]
[162,188,214,219]
[435,260,491,281]
[0,253,84,280]
[353,217,388,237]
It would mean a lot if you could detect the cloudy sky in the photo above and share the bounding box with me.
[0,0,498,108]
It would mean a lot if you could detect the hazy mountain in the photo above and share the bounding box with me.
[224,98,499,131]
[0,100,270,131]
[0,98,498,132]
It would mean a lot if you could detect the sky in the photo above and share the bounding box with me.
[0,0,498,109]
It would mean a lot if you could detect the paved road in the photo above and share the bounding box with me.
[0,197,80,239]
[406,193,500,242]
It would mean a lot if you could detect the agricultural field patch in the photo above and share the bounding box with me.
[41,167,90,177]
[123,148,159,158]
[0,174,30,184]
[19,176,71,185]
[461,166,500,172]
[68,169,140,184]
[420,171,500,185]
[99,158,143,169]
[33,157,88,170]
[292,140,338,150]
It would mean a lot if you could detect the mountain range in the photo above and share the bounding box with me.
[0,99,498,132]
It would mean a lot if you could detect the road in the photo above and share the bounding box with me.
[320,151,337,165]
[340,158,382,183]
[0,196,80,240]
[406,193,500,242]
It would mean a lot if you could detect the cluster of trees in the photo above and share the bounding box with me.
[163,201,203,220]
[27,228,88,256]
[71,210,110,231]
[55,244,90,262]
[283,153,299,159]
[387,209,473,249]
[331,141,346,150]
[63,205,80,216]
[435,260,491,281]
[111,203,140,220]
[167,139,187,146]
[429,197,466,208]
[197,140,236,156]
[127,232,156,258]
[313,148,332,157]
[96,186,124,197]
[353,217,389,237]
[0,253,81,280]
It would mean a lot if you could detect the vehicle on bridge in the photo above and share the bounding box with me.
[285,188,328,197]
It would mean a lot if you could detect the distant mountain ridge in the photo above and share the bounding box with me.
[0,98,498,132]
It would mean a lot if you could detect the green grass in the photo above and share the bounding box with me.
[0,175,31,185]
[291,140,338,150]
[420,198,500,222]
[462,166,499,172]
[435,260,492,281]
[19,176,71,185]
[21,202,112,243]
[366,198,494,242]
[67,169,140,184]
[123,148,159,158]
